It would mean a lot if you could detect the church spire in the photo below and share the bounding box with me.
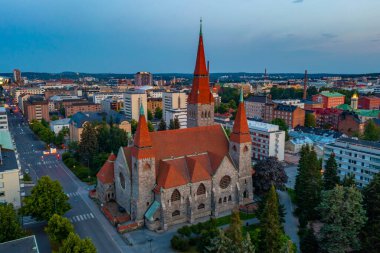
[133,104,152,149]
[230,89,250,143]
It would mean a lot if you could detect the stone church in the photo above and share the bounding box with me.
[96,22,254,231]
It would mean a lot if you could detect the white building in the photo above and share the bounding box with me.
[93,93,124,104]
[272,99,304,109]
[162,91,187,128]
[148,89,164,99]
[123,91,147,121]
[324,138,380,187]
[247,120,285,161]
[50,118,70,134]
[0,107,8,131]
[165,108,187,129]
[14,88,45,103]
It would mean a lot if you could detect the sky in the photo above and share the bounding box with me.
[1,0,380,74]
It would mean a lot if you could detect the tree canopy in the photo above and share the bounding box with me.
[362,120,380,141]
[252,157,288,194]
[45,214,74,244]
[323,153,340,190]
[0,203,25,243]
[58,232,96,253]
[22,176,71,221]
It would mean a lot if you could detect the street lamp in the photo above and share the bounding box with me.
[147,238,153,253]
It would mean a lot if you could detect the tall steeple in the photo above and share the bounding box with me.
[230,89,250,143]
[132,103,153,158]
[187,19,214,128]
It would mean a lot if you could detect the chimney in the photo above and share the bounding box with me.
[303,70,308,100]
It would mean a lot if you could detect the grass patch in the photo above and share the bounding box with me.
[287,188,296,204]
[216,212,256,226]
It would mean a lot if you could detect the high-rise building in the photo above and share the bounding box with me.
[163,91,188,128]
[324,138,380,187]
[122,91,147,121]
[187,20,214,128]
[13,69,22,84]
[0,107,9,131]
[135,72,153,86]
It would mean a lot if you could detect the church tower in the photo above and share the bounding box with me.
[131,104,156,221]
[229,89,253,204]
[187,19,214,128]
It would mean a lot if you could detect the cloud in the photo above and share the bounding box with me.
[292,0,303,3]
[321,33,338,39]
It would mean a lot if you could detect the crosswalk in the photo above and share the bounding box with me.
[66,192,80,198]
[70,213,95,223]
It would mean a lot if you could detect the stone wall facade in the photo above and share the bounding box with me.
[187,103,215,128]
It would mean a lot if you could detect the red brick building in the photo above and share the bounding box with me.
[358,96,380,110]
[264,103,305,129]
[338,111,365,136]
[24,96,50,122]
[312,91,345,108]
[66,103,101,117]
[313,108,342,129]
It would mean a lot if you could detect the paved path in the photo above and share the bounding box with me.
[278,190,300,251]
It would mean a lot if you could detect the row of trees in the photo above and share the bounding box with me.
[147,107,163,120]
[295,145,379,253]
[269,86,319,100]
[1,176,96,252]
[30,119,68,146]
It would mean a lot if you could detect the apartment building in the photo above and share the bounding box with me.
[324,138,380,187]
[65,103,102,117]
[162,91,188,128]
[14,88,44,103]
[0,107,8,131]
[264,103,305,129]
[358,96,380,109]
[247,120,285,161]
[23,96,49,122]
[147,98,163,114]
[244,95,270,120]
[312,91,345,108]
[92,93,124,104]
[122,91,147,121]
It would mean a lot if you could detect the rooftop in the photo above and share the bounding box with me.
[320,91,345,98]
[331,137,380,151]
[0,235,39,253]
[247,120,280,132]
[276,104,298,112]
[0,149,18,173]
[0,130,14,150]
[70,111,128,127]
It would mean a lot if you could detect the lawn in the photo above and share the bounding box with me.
[216,211,256,226]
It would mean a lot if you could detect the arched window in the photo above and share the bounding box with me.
[223,197,227,202]
[243,190,248,198]
[208,111,211,117]
[201,111,204,118]
[172,210,180,217]
[233,145,237,152]
[198,203,205,209]
[171,189,181,202]
[119,172,125,189]
[144,163,151,170]
[243,146,249,152]
[228,195,232,201]
[196,183,206,195]
[220,176,231,189]
[219,198,222,204]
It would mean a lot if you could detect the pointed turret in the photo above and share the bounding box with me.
[133,103,152,149]
[230,89,251,143]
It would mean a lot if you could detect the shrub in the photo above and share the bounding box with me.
[171,235,190,252]
[178,225,192,237]
[62,152,71,162]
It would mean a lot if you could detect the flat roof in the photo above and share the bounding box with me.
[0,235,39,253]
[0,149,18,173]
[247,120,280,132]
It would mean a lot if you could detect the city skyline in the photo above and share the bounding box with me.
[1,0,380,74]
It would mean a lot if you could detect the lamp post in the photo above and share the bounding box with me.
[147,238,153,253]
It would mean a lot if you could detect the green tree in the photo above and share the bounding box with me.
[109,127,128,153]
[259,185,282,253]
[218,103,228,114]
[78,122,98,166]
[341,173,356,187]
[271,118,289,141]
[158,118,166,131]
[131,119,138,134]
[363,120,380,141]
[147,121,154,132]
[22,176,71,221]
[226,209,243,246]
[0,203,25,243]
[361,173,380,253]
[58,232,96,253]
[45,214,74,244]
[97,122,110,153]
[154,107,163,119]
[300,228,319,253]
[323,153,340,190]
[304,113,316,128]
[295,145,322,225]
[51,115,59,121]
[317,185,367,253]
[169,118,180,130]
[147,109,153,121]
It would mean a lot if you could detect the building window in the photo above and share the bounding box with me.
[233,145,237,152]
[172,210,180,217]
[171,189,181,202]
[223,197,227,202]
[220,176,231,189]
[228,195,232,201]
[144,163,151,170]
[243,146,248,152]
[219,198,222,204]
[198,203,205,210]
[0,192,4,197]
[119,172,125,189]
[196,183,206,195]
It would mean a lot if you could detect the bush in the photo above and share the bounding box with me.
[23,173,32,182]
[171,235,190,252]
[62,152,71,162]
[178,225,192,237]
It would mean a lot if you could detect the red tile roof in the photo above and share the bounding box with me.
[97,153,116,184]
[131,114,154,158]
[157,160,188,188]
[230,101,251,143]
[186,155,212,183]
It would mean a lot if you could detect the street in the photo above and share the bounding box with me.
[8,111,129,253]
